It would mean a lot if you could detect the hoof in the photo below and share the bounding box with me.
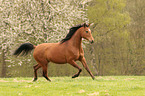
[92,76,95,80]
[33,78,37,82]
[47,79,51,82]
[44,76,51,82]
[72,74,79,78]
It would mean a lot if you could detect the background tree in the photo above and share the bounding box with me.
[126,0,145,75]
[0,0,89,77]
[86,0,130,75]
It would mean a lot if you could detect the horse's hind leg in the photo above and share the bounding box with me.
[68,60,82,78]
[33,64,41,81]
[42,63,51,81]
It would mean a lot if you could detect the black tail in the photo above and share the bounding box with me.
[13,43,35,56]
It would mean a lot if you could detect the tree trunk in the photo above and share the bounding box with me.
[1,49,6,77]
[90,46,98,76]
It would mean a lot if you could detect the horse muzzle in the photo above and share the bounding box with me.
[89,40,94,44]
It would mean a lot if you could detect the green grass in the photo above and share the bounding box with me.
[0,76,145,96]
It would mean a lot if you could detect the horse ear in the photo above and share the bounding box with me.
[89,23,94,27]
[88,24,91,27]
[83,23,87,27]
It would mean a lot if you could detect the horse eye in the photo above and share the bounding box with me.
[86,31,88,33]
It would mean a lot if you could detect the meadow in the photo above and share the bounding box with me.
[0,76,145,96]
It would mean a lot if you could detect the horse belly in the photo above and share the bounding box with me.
[47,48,67,64]
[51,59,66,64]
[49,55,67,64]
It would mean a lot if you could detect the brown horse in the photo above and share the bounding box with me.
[14,23,95,81]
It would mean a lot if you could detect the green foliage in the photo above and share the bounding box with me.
[84,0,145,76]
[126,0,145,75]
[87,0,130,39]
[0,76,145,96]
[85,0,134,76]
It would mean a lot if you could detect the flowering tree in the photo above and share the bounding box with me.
[0,0,90,77]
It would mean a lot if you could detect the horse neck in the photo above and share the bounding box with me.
[68,29,82,49]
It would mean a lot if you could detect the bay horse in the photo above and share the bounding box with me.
[14,23,95,81]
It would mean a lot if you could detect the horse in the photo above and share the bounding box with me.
[13,23,95,81]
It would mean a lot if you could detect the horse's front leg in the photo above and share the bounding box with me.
[68,60,82,78]
[80,57,95,80]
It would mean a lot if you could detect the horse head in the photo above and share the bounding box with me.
[80,23,94,44]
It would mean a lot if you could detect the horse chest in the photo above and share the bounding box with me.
[73,52,80,58]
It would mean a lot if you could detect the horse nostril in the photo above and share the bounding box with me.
[90,40,94,44]
[91,40,94,44]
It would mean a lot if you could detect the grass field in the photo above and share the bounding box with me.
[0,76,145,96]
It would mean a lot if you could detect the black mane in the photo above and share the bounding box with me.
[61,24,86,43]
